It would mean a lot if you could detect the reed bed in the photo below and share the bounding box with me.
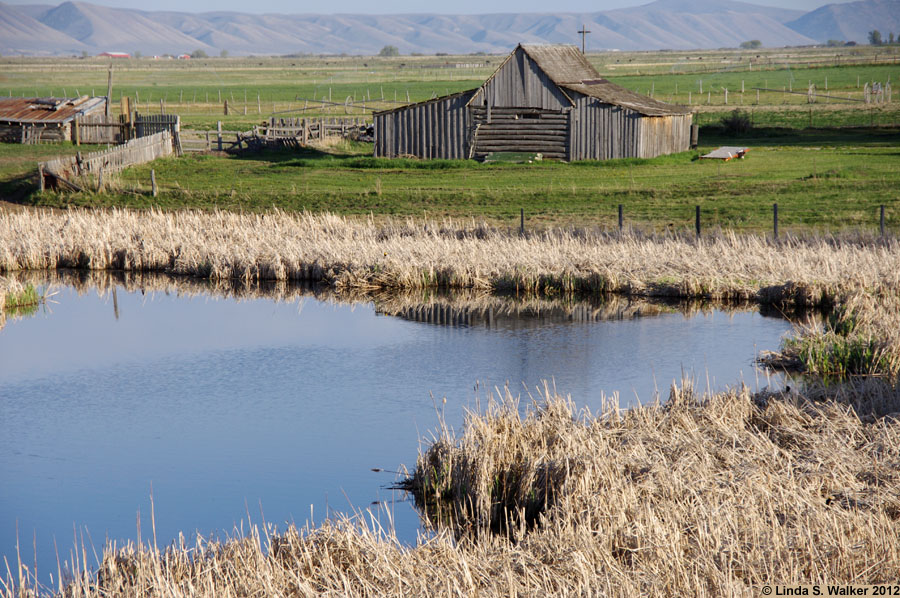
[2,209,899,307]
[5,384,898,598]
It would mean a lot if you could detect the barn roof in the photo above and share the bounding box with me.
[373,89,477,116]
[562,80,689,116]
[518,44,600,85]
[484,44,688,116]
[0,96,107,124]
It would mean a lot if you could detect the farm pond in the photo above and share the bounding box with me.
[1,271,796,576]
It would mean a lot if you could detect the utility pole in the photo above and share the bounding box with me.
[578,24,591,54]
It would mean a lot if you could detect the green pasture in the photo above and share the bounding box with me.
[9,126,898,235]
[1,47,898,129]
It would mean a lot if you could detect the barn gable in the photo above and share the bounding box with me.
[470,45,576,111]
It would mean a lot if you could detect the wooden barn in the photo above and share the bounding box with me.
[374,44,692,161]
[0,96,108,144]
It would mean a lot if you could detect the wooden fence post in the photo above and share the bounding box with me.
[151,169,158,197]
[97,166,104,192]
[618,204,623,232]
[773,203,779,240]
[217,121,222,151]
[38,164,44,192]
[695,205,701,238]
[881,205,885,238]
[520,208,524,235]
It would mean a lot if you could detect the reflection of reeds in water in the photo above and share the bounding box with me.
[377,292,726,329]
[8,270,781,335]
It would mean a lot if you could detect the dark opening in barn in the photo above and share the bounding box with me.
[374,44,693,161]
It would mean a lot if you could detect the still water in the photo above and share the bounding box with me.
[0,274,792,575]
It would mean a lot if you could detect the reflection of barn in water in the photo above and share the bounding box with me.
[377,296,670,330]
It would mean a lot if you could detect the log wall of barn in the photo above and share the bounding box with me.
[470,107,569,160]
[474,48,571,110]
[374,91,475,159]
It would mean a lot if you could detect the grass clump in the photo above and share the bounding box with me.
[772,292,900,380]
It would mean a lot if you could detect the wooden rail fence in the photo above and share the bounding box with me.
[38,131,176,192]
[179,117,371,153]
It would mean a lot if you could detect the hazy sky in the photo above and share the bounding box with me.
[11,0,858,13]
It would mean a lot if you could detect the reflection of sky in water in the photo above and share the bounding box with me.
[0,286,792,576]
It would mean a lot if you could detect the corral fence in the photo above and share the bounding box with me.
[38,130,177,192]
[180,117,371,153]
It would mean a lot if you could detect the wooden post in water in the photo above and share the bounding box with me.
[695,205,701,238]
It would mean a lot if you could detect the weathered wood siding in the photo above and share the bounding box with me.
[569,96,641,160]
[470,107,569,160]
[637,113,692,158]
[374,91,475,159]
[75,112,123,144]
[474,47,571,110]
[568,95,692,160]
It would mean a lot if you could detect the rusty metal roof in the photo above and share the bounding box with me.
[0,96,106,125]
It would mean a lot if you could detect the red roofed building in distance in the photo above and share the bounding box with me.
[98,52,130,58]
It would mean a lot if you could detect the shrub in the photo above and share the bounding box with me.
[720,109,752,135]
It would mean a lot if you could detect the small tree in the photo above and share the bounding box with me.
[133,50,142,59]
[889,32,896,44]
[826,39,844,47]
[191,49,209,58]
[868,30,883,45]
[379,45,400,57]
[220,49,229,58]
[740,40,762,49]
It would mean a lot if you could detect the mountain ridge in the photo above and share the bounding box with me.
[0,0,890,57]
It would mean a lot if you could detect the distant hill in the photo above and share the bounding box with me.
[0,0,895,57]
[0,1,89,55]
[786,0,900,43]
[39,1,214,55]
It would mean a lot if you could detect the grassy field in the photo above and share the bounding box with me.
[1,45,897,129]
[6,125,897,235]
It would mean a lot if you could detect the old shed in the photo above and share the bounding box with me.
[0,96,108,144]
[374,44,692,161]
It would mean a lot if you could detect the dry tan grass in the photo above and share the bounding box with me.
[2,209,899,307]
[5,385,898,598]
